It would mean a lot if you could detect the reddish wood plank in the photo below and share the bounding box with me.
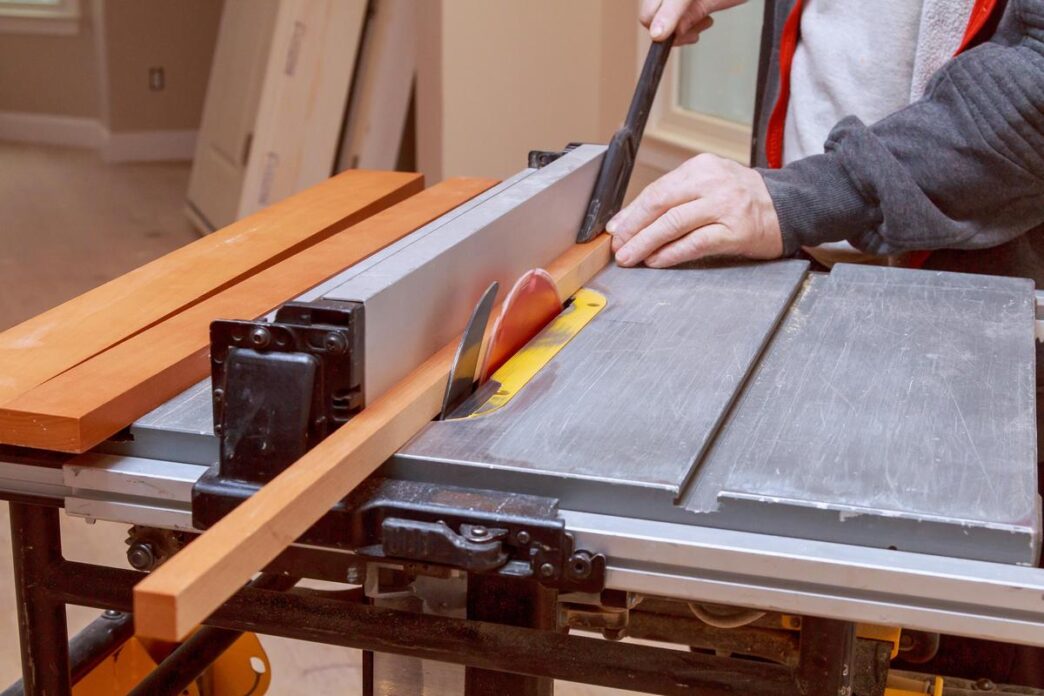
[0,178,499,453]
[0,170,423,406]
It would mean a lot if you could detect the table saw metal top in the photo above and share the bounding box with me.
[100,249,1040,566]
[394,260,1040,566]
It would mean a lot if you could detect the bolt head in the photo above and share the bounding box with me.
[127,542,155,571]
[567,552,592,579]
[516,530,531,545]
[324,332,347,353]
[249,327,272,348]
[539,562,555,578]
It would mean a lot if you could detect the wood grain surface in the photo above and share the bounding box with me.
[0,178,497,453]
[132,235,611,641]
[0,169,422,407]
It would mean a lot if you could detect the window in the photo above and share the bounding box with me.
[643,0,765,166]
[0,0,81,35]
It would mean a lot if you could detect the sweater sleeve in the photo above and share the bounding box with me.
[759,0,1044,257]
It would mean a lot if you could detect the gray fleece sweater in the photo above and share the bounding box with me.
[752,0,1044,276]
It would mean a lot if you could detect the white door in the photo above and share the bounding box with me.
[186,0,279,232]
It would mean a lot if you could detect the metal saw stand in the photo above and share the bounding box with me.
[6,497,907,696]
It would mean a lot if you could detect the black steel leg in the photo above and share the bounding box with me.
[361,650,374,696]
[795,616,856,696]
[465,574,556,696]
[3,611,134,696]
[9,502,70,696]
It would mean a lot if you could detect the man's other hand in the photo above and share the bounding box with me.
[640,0,746,44]
[607,153,783,268]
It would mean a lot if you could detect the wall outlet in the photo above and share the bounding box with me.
[149,67,165,91]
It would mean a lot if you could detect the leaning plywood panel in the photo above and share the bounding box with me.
[336,0,418,171]
[133,235,612,642]
[0,178,496,454]
[187,0,280,231]
[238,0,369,218]
[0,170,421,407]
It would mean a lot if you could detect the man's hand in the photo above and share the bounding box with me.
[606,153,784,268]
[640,0,746,44]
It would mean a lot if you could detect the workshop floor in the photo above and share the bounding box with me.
[0,141,638,695]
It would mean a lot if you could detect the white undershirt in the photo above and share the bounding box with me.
[783,0,924,165]
[779,0,977,263]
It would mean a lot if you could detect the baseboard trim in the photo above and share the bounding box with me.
[0,111,106,149]
[102,129,198,163]
[0,111,197,162]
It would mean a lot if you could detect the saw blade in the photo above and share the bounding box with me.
[441,281,499,419]
[480,268,561,382]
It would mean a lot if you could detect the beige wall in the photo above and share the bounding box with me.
[417,0,638,182]
[0,4,101,117]
[0,0,221,133]
[101,0,223,133]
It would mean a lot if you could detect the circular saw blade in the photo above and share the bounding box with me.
[480,268,561,382]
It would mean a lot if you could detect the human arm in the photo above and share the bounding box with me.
[762,0,1044,256]
[610,0,1044,266]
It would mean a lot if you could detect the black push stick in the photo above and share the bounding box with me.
[576,35,675,243]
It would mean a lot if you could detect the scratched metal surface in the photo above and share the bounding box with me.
[682,264,1040,564]
[393,260,810,493]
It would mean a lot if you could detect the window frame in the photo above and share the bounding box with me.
[0,0,81,36]
[639,28,754,168]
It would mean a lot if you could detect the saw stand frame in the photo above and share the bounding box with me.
[3,495,900,696]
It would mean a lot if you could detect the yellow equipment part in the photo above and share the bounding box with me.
[468,288,607,418]
[779,615,901,659]
[856,623,902,660]
[885,675,944,695]
[74,631,271,696]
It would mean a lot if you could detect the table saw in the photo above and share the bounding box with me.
[2,144,1043,695]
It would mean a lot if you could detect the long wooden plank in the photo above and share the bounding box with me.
[0,178,498,453]
[0,169,422,406]
[133,235,612,641]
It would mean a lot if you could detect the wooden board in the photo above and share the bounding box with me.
[0,169,421,408]
[0,178,497,453]
[133,235,612,641]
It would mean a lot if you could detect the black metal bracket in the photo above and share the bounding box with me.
[527,142,581,169]
[193,299,364,529]
[198,472,605,593]
[350,478,606,594]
